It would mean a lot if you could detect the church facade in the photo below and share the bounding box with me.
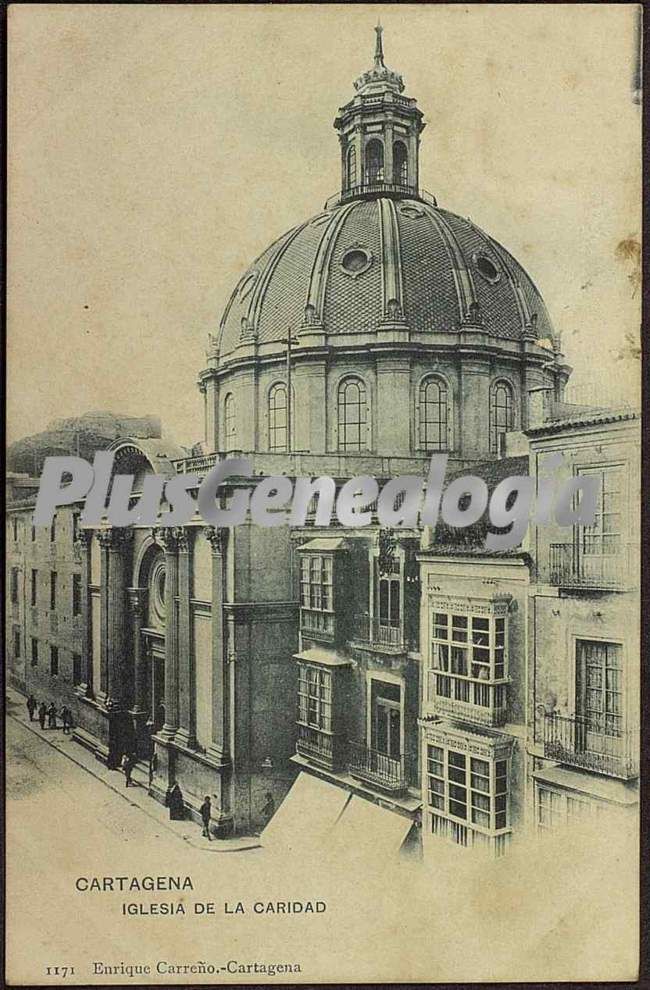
[6,30,638,850]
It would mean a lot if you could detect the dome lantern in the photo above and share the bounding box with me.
[334,25,425,204]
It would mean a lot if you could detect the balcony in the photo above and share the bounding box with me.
[544,712,639,780]
[353,613,407,652]
[348,741,408,795]
[428,670,508,727]
[324,185,438,209]
[549,544,632,592]
[296,723,343,771]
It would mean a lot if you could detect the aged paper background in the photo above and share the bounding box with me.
[6,3,640,985]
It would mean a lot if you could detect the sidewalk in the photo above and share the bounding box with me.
[6,687,261,855]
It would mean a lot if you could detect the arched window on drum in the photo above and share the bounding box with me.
[490,380,515,454]
[268,382,290,452]
[337,377,369,452]
[419,377,450,452]
[393,141,408,186]
[365,139,384,185]
[347,144,357,190]
[223,392,236,449]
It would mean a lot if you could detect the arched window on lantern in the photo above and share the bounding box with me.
[365,139,384,185]
[490,380,515,454]
[223,392,236,448]
[268,382,289,452]
[393,141,408,186]
[347,144,357,190]
[337,377,369,452]
[419,376,450,452]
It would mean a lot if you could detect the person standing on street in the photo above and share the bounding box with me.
[47,702,57,729]
[165,781,185,821]
[61,706,72,734]
[200,795,212,840]
[38,702,47,730]
[26,695,37,721]
[122,752,135,787]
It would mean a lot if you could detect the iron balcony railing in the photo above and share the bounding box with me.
[354,612,406,649]
[428,670,508,727]
[347,740,409,794]
[544,712,639,780]
[548,543,632,591]
[324,186,438,210]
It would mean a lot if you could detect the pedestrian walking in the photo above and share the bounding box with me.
[261,791,275,826]
[61,706,73,734]
[26,695,37,721]
[122,752,135,787]
[38,702,47,730]
[165,781,185,821]
[200,795,212,840]
[47,702,57,729]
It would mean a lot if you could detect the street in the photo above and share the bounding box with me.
[5,708,638,985]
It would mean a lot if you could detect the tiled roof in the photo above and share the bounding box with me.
[216,198,555,359]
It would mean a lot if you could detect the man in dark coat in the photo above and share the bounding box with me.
[122,752,135,787]
[200,795,212,840]
[47,702,57,729]
[60,706,72,734]
[165,782,185,821]
[38,702,47,730]
[26,695,37,721]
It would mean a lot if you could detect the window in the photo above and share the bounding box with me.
[31,569,37,606]
[268,383,289,452]
[13,629,20,660]
[579,465,622,556]
[536,785,594,831]
[72,514,80,544]
[427,743,510,847]
[50,516,56,542]
[347,143,357,188]
[50,571,57,611]
[31,524,35,542]
[300,554,334,635]
[576,640,622,738]
[419,377,449,451]
[31,639,38,667]
[371,680,402,760]
[50,645,59,676]
[429,605,508,720]
[73,654,83,686]
[393,141,408,185]
[489,380,514,454]
[223,393,236,448]
[373,554,403,646]
[298,665,332,732]
[73,574,82,616]
[12,517,18,541]
[337,377,368,452]
[11,568,19,605]
[365,139,384,184]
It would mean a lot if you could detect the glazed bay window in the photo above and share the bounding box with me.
[300,554,334,637]
[296,664,335,767]
[427,743,510,853]
[429,600,509,726]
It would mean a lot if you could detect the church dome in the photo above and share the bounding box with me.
[216,196,554,361]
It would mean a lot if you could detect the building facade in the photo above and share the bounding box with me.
[5,30,638,854]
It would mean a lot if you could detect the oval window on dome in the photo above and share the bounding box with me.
[475,254,501,284]
[341,246,372,278]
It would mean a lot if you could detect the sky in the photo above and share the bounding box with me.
[7,3,641,447]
